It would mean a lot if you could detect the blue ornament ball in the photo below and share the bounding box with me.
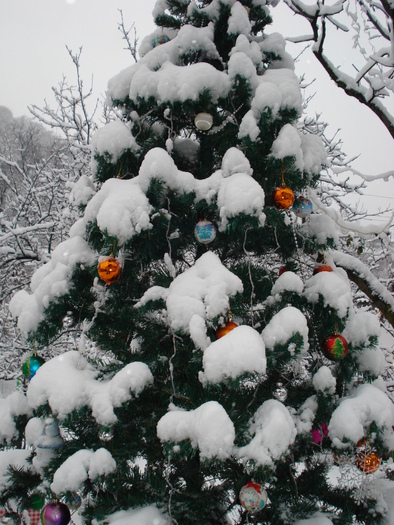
[292,196,313,218]
[152,34,169,47]
[194,220,217,245]
[22,355,45,380]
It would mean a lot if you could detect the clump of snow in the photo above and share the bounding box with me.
[69,175,96,206]
[0,392,31,444]
[102,506,169,525]
[312,366,336,394]
[300,214,339,245]
[292,396,318,434]
[27,351,153,425]
[51,448,116,494]
[25,417,46,446]
[221,147,253,177]
[91,121,139,176]
[9,236,96,335]
[228,1,251,36]
[357,347,386,376]
[328,383,394,448]
[261,306,309,353]
[237,399,297,467]
[157,401,235,460]
[343,310,381,346]
[260,33,295,70]
[199,325,266,385]
[137,147,196,194]
[136,252,243,335]
[238,69,302,140]
[303,272,352,318]
[343,311,385,375]
[0,449,31,491]
[270,125,326,174]
[217,172,266,230]
[230,35,263,68]
[294,517,334,525]
[83,178,154,246]
[269,271,304,300]
[129,61,230,105]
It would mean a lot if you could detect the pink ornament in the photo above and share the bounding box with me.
[311,428,322,444]
[321,423,329,436]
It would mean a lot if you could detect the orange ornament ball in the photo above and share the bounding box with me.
[216,320,238,339]
[272,185,295,210]
[313,264,333,275]
[97,257,122,285]
[355,451,381,474]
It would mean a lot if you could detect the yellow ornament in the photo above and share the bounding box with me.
[272,184,295,210]
[97,256,122,285]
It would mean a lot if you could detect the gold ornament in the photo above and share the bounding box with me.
[97,256,122,285]
[272,184,295,210]
[355,450,381,474]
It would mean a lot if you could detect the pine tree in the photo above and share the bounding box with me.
[2,1,394,525]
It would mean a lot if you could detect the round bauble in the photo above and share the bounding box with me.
[194,220,217,244]
[292,196,313,218]
[272,382,288,402]
[278,265,288,276]
[22,355,45,380]
[194,112,213,131]
[313,264,333,275]
[152,34,169,47]
[40,503,70,525]
[216,320,238,339]
[272,185,295,210]
[322,333,349,360]
[356,451,381,474]
[99,427,114,442]
[97,256,122,285]
[239,481,268,513]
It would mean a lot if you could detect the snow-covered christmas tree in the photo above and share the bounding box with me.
[1,1,394,524]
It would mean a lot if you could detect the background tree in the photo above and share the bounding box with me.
[0,49,99,380]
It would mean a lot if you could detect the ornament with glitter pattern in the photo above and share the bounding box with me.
[239,481,268,513]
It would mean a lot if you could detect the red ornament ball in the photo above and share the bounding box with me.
[97,257,122,285]
[272,185,295,210]
[313,264,333,275]
[278,265,288,276]
[41,502,70,525]
[216,320,238,339]
[322,333,349,360]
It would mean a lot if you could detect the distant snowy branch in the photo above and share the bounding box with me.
[309,188,393,235]
[283,0,394,138]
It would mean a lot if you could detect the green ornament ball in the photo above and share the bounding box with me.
[29,493,46,510]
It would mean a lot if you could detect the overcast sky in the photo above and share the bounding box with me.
[1,0,392,220]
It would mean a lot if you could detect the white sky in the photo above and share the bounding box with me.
[0,0,392,220]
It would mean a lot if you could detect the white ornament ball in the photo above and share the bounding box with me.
[194,112,213,131]
[194,220,217,244]
[239,481,268,513]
